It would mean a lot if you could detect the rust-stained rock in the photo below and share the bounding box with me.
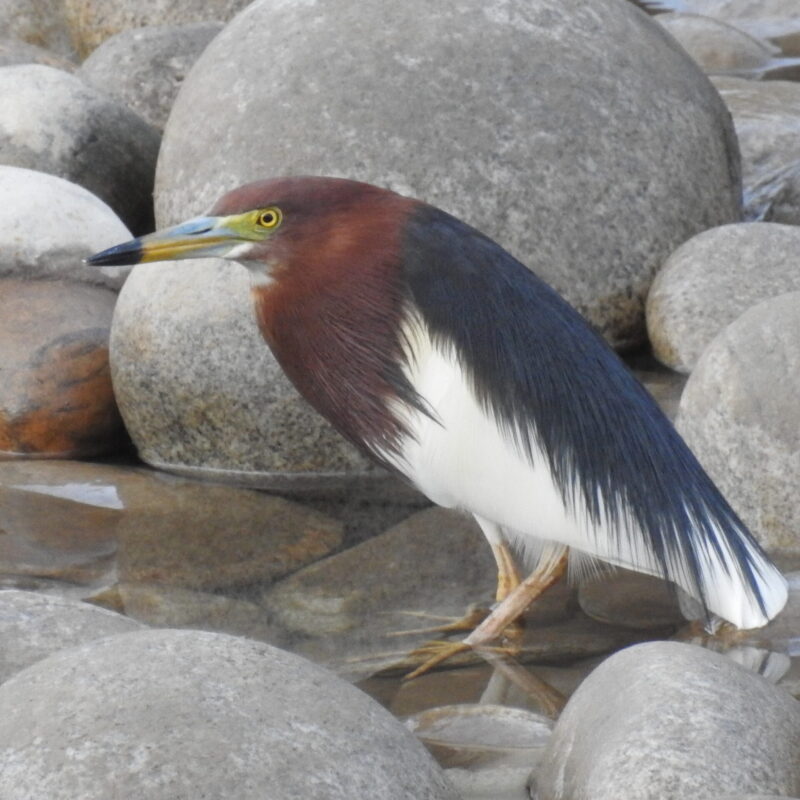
[0,279,125,459]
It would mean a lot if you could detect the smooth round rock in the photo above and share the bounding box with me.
[64,0,251,58]
[0,629,458,799]
[0,36,76,70]
[79,22,223,129]
[656,12,777,73]
[676,292,800,557]
[110,258,374,482]
[0,589,143,684]
[155,0,741,350]
[676,0,800,19]
[0,64,159,234]
[647,222,800,373]
[713,76,800,225]
[0,0,77,61]
[0,166,131,290]
[531,641,800,800]
[0,279,125,458]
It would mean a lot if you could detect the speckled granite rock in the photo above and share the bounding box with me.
[0,280,125,458]
[713,76,800,225]
[0,459,343,592]
[0,36,76,70]
[64,0,251,58]
[0,589,143,684]
[676,292,800,557]
[155,0,741,350]
[647,222,800,373]
[0,64,159,234]
[0,629,458,799]
[79,22,222,129]
[0,166,131,290]
[531,641,800,800]
[109,258,378,485]
[0,0,77,62]
[656,12,777,74]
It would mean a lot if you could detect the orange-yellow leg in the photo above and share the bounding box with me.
[391,540,523,638]
[404,544,569,680]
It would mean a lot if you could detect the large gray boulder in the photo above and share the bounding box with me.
[129,0,740,482]
[156,0,740,351]
[647,222,800,373]
[0,166,131,290]
[0,629,458,800]
[78,23,223,129]
[0,64,159,234]
[676,292,800,558]
[0,590,143,685]
[531,641,800,799]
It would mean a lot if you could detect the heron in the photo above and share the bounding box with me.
[88,176,787,677]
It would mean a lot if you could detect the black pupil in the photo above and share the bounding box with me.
[262,212,274,225]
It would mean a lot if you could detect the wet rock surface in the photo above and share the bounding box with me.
[532,641,800,800]
[0,279,125,459]
[0,64,159,234]
[78,22,223,129]
[713,76,800,224]
[0,589,143,684]
[0,629,458,799]
[676,292,800,557]
[647,222,800,373]
[156,0,741,351]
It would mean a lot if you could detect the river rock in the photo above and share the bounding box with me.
[531,641,800,800]
[64,0,250,58]
[0,64,159,234]
[79,22,223,129]
[155,0,741,355]
[656,12,778,74]
[109,257,376,484]
[0,459,343,592]
[713,76,800,225]
[0,36,76,70]
[0,0,77,62]
[0,279,125,459]
[0,589,143,685]
[675,0,800,19]
[0,629,458,799]
[735,17,800,56]
[647,222,800,373]
[0,166,131,290]
[676,292,800,557]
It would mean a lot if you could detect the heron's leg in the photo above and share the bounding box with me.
[404,543,568,680]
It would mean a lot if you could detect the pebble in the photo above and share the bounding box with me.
[0,589,143,684]
[79,22,223,129]
[0,279,125,458]
[0,64,159,234]
[647,222,800,373]
[532,641,800,799]
[676,292,800,558]
[154,0,740,351]
[0,629,458,799]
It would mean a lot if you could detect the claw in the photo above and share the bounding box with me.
[386,606,490,637]
[403,639,517,681]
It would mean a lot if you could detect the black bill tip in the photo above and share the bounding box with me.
[85,240,144,267]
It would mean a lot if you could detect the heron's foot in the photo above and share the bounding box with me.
[404,638,518,681]
[386,605,491,637]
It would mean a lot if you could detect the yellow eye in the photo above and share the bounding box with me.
[257,207,282,229]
